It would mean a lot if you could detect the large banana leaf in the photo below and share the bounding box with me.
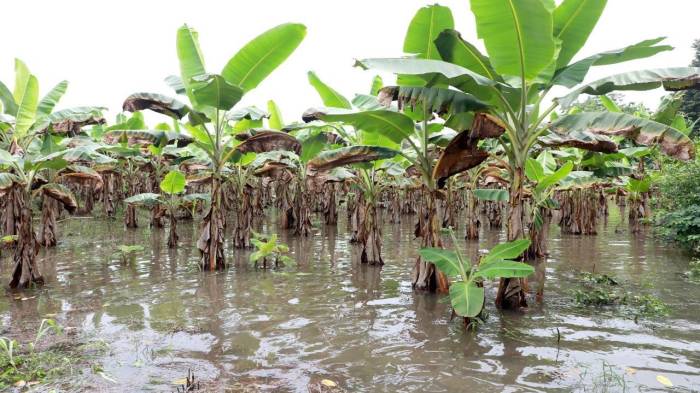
[550,112,695,160]
[469,0,556,81]
[432,129,489,187]
[418,247,462,277]
[307,71,351,109]
[553,38,675,88]
[377,86,488,117]
[176,25,207,106]
[355,58,501,89]
[475,259,535,280]
[450,281,484,318]
[306,145,397,172]
[14,74,39,138]
[226,106,268,122]
[404,4,454,59]
[123,92,189,119]
[553,0,607,70]
[37,80,68,116]
[305,108,415,145]
[221,23,306,92]
[559,67,700,108]
[191,74,244,111]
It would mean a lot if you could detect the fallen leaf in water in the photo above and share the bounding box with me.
[626,367,637,375]
[14,380,26,387]
[172,378,188,385]
[44,313,57,317]
[321,379,337,387]
[21,296,36,301]
[656,375,673,387]
[97,371,117,383]
[27,381,39,386]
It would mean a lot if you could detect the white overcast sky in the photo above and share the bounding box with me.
[2,0,699,124]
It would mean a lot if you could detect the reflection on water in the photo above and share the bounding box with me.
[1,206,699,392]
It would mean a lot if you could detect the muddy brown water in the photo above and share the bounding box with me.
[1,207,699,392]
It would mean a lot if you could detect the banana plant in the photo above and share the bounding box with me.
[123,23,305,270]
[524,159,574,258]
[249,232,293,269]
[420,228,534,326]
[0,61,109,288]
[343,1,696,306]
[299,72,401,263]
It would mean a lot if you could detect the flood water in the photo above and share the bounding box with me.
[1,206,699,392]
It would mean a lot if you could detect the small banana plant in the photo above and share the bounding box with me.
[249,232,294,269]
[420,228,534,327]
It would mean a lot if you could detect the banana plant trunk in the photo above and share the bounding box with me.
[465,190,479,240]
[324,183,337,225]
[233,186,253,248]
[526,208,550,259]
[3,187,21,236]
[198,177,225,270]
[10,189,43,288]
[294,180,312,236]
[102,173,116,218]
[412,188,449,292]
[167,212,178,248]
[359,200,383,265]
[39,195,59,247]
[496,168,528,310]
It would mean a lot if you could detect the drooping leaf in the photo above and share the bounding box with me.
[307,71,351,109]
[226,106,269,122]
[307,145,398,173]
[0,173,21,197]
[539,130,618,153]
[550,112,695,160]
[235,130,301,155]
[35,106,106,134]
[553,38,674,88]
[450,281,484,318]
[221,23,306,92]
[41,183,78,213]
[559,67,700,108]
[469,0,557,81]
[432,129,489,188]
[105,129,193,148]
[123,92,189,119]
[378,86,488,117]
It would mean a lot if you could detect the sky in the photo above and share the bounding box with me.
[1,0,699,124]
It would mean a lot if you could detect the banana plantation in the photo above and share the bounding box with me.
[1,0,700,391]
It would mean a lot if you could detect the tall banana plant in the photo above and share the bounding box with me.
[123,23,305,270]
[343,2,697,304]
[0,60,107,288]
[300,71,400,264]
